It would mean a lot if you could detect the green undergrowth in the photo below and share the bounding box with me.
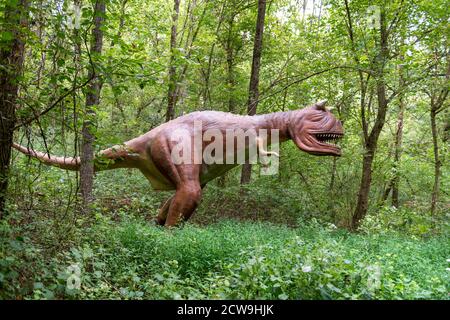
[1,216,448,300]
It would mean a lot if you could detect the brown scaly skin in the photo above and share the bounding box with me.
[12,100,343,226]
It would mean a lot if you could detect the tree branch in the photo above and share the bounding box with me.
[13,75,95,130]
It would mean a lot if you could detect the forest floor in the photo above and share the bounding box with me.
[1,213,448,299]
[1,168,448,299]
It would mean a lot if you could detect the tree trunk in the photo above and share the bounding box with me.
[391,88,405,208]
[328,156,338,220]
[172,3,207,109]
[351,10,389,230]
[225,15,236,113]
[240,0,266,185]
[387,62,406,207]
[429,53,449,216]
[109,0,128,127]
[352,88,388,230]
[217,13,235,188]
[0,0,29,218]
[430,108,440,216]
[352,151,375,229]
[201,3,225,109]
[166,0,181,121]
[80,0,105,211]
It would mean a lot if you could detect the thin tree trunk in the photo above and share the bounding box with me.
[351,9,389,230]
[225,15,236,113]
[166,0,181,121]
[240,0,267,185]
[173,3,207,108]
[430,107,440,216]
[217,11,235,188]
[383,61,406,207]
[352,97,388,230]
[109,0,128,127]
[219,13,234,189]
[327,156,338,220]
[391,82,405,207]
[382,182,392,203]
[80,0,105,211]
[201,4,226,109]
[0,0,29,218]
[429,54,449,216]
[352,151,375,228]
[72,0,82,201]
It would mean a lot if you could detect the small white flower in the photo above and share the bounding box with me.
[302,265,312,273]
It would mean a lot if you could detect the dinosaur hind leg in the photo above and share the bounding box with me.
[155,195,173,225]
[164,181,202,227]
[149,135,203,227]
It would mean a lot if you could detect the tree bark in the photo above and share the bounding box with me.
[430,107,440,216]
[391,76,405,208]
[225,14,236,113]
[240,0,266,185]
[352,151,375,229]
[201,3,225,109]
[166,0,181,121]
[109,0,128,127]
[328,156,337,217]
[0,0,29,218]
[80,0,105,211]
[217,10,235,188]
[384,62,406,207]
[351,9,389,230]
[429,53,449,216]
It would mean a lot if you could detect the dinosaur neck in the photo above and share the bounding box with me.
[254,110,298,142]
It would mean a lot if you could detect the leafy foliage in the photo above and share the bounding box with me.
[1,215,448,300]
[1,0,448,300]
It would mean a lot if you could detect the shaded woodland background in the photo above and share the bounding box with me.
[0,0,448,299]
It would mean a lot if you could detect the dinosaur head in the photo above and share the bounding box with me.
[289,100,344,156]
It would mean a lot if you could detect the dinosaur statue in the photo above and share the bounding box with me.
[12,100,344,226]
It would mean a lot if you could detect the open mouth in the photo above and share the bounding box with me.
[314,132,343,148]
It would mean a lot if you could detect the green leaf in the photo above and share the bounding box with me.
[1,32,13,42]
[278,293,289,300]
[34,282,44,290]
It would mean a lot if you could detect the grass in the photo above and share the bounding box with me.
[2,166,448,300]
[2,215,448,300]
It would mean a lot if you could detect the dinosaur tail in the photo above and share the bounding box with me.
[12,143,134,171]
